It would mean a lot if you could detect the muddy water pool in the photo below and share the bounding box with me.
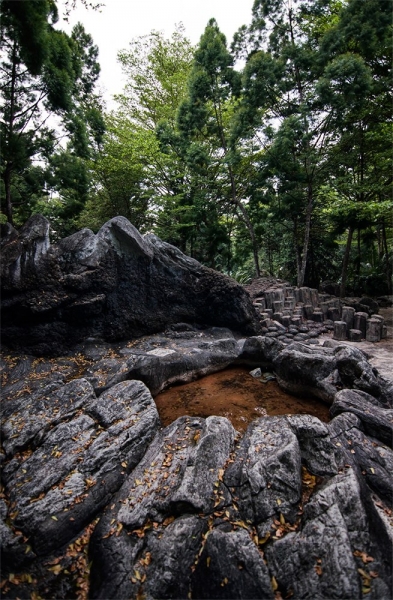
[154,366,331,432]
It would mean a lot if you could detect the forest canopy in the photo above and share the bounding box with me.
[1,0,392,296]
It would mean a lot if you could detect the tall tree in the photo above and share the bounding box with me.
[232,0,343,286]
[0,1,103,225]
[316,0,393,295]
[83,27,194,239]
[173,19,261,275]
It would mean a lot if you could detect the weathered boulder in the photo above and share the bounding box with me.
[89,415,236,599]
[330,389,393,447]
[224,417,303,528]
[273,341,393,405]
[1,216,260,354]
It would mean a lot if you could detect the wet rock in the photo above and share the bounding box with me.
[330,389,393,447]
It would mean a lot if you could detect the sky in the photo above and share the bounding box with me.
[58,0,255,107]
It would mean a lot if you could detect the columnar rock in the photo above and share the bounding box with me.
[366,318,381,342]
[341,306,356,335]
[1,216,260,354]
[333,321,347,341]
[348,329,362,341]
[354,311,368,339]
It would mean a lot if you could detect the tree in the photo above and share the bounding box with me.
[0,1,104,226]
[316,0,393,295]
[171,19,261,275]
[232,0,346,287]
[83,27,194,239]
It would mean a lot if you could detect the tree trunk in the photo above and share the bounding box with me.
[298,186,313,287]
[226,164,260,278]
[293,218,302,287]
[3,167,13,225]
[381,218,392,293]
[340,226,354,298]
[3,39,18,225]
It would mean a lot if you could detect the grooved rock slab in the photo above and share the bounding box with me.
[1,380,159,555]
[224,417,302,527]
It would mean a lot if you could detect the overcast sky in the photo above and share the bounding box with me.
[58,0,255,107]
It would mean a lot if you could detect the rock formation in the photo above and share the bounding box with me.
[1,215,260,355]
[1,327,392,599]
[1,218,392,599]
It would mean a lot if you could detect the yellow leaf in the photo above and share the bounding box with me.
[51,516,58,521]
[135,479,143,486]
[271,576,278,591]
[48,565,62,575]
[276,499,282,505]
[233,520,248,530]
[121,462,127,468]
[279,513,285,525]
[370,468,375,474]
[358,568,370,579]
[259,532,270,545]
[207,557,211,567]
[362,586,371,594]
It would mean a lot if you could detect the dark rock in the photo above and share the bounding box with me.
[85,337,239,395]
[273,343,339,402]
[330,389,393,447]
[342,296,379,317]
[267,464,392,600]
[89,416,236,598]
[1,216,260,354]
[286,414,337,476]
[1,380,159,555]
[191,526,274,600]
[224,417,302,528]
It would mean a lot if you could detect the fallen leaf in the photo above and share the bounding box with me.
[354,550,374,564]
[271,576,278,591]
[259,532,270,545]
[48,565,62,575]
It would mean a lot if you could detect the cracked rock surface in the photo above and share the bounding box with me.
[1,321,392,598]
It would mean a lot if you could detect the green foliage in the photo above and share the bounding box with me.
[1,1,391,295]
[0,0,104,227]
